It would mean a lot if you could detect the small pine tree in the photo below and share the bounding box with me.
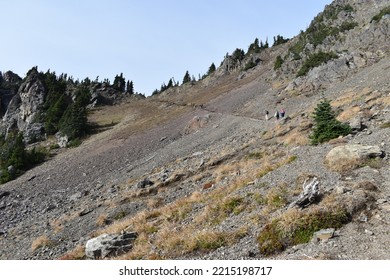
[273,35,289,46]
[126,80,134,94]
[207,63,216,75]
[113,73,126,92]
[274,55,284,70]
[310,98,352,145]
[232,48,245,61]
[182,70,191,84]
[167,78,173,89]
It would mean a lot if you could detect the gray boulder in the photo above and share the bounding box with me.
[85,232,138,259]
[55,132,69,148]
[313,228,335,242]
[349,115,364,132]
[24,123,46,144]
[137,178,154,189]
[325,144,383,168]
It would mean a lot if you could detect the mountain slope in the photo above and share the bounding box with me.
[0,0,389,259]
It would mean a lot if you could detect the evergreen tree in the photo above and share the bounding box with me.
[274,55,284,70]
[160,83,167,92]
[207,63,216,75]
[232,48,245,61]
[247,38,261,54]
[113,73,126,92]
[8,133,27,170]
[273,35,289,46]
[182,70,191,84]
[167,78,173,88]
[126,80,134,94]
[59,86,90,140]
[59,102,88,140]
[0,133,46,183]
[310,98,352,145]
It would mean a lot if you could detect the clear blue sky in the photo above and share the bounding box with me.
[1,0,332,95]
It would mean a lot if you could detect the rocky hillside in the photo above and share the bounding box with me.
[0,0,389,260]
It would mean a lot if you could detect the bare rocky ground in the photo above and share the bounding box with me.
[1,1,390,259]
[1,54,389,260]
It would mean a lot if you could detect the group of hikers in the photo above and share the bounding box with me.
[265,108,285,121]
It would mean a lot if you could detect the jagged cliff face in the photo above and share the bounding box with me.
[0,68,138,144]
[278,0,390,93]
[0,71,22,117]
[0,69,47,143]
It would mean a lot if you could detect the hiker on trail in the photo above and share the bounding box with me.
[280,108,285,118]
[275,110,280,120]
[265,110,269,121]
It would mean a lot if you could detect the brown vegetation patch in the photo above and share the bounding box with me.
[31,235,52,252]
[257,206,350,256]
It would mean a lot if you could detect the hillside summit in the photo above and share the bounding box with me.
[0,0,389,259]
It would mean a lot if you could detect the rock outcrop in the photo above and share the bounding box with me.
[325,144,384,169]
[0,71,21,117]
[85,232,138,259]
[1,68,47,143]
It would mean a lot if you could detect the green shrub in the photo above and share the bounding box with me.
[371,6,390,22]
[297,51,338,77]
[243,60,257,71]
[221,197,245,215]
[310,98,352,145]
[257,208,349,256]
[274,55,284,70]
[380,121,390,129]
[288,36,306,60]
[0,133,46,184]
[339,21,358,32]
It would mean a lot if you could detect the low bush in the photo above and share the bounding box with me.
[257,207,350,255]
[297,52,338,77]
[371,6,390,22]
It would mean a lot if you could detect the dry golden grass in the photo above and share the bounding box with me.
[59,245,85,260]
[147,197,164,208]
[331,87,372,108]
[50,219,64,233]
[257,202,350,256]
[282,130,310,146]
[275,208,302,237]
[328,137,348,145]
[31,235,52,252]
[337,105,361,122]
[325,156,361,173]
[379,94,390,106]
[117,232,154,260]
[192,173,207,182]
[96,214,110,227]
[214,163,239,183]
[264,185,288,210]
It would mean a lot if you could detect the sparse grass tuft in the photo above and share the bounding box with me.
[59,245,85,260]
[246,151,264,160]
[380,121,390,129]
[362,157,385,169]
[257,206,350,256]
[96,214,110,226]
[31,235,52,252]
[371,6,390,22]
[286,155,298,163]
[265,185,288,209]
[221,196,246,215]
